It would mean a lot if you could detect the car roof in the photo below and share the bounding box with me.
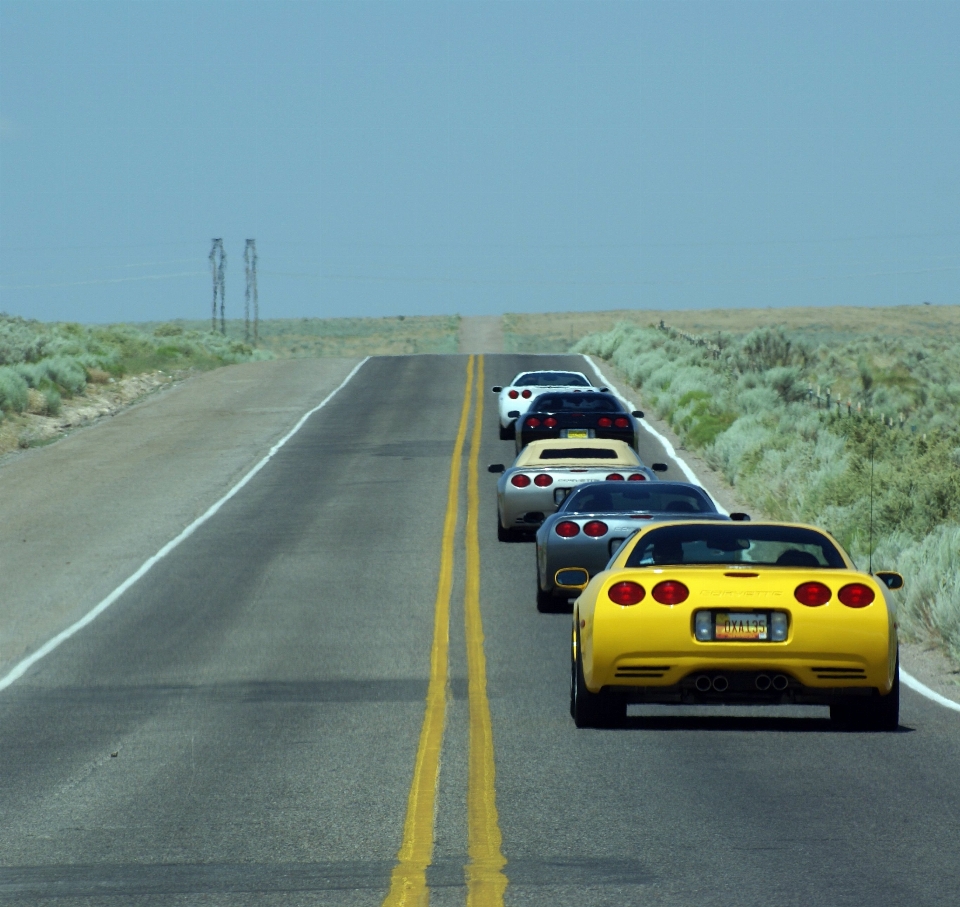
[513,439,642,468]
[509,370,591,384]
[557,481,720,515]
[611,520,854,569]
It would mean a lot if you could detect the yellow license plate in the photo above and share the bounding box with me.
[566,429,589,439]
[715,612,768,641]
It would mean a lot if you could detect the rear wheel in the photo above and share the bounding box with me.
[571,625,625,728]
[499,422,515,441]
[536,567,560,613]
[830,657,900,731]
[497,510,520,542]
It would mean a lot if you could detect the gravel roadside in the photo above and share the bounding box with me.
[585,353,960,707]
[0,357,362,680]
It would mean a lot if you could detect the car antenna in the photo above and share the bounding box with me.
[868,439,875,575]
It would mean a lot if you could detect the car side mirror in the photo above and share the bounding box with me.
[729,512,751,521]
[554,567,590,590]
[599,387,609,392]
[488,464,505,474]
[876,571,904,590]
[632,411,644,418]
[652,463,668,472]
[507,410,520,418]
[491,386,503,393]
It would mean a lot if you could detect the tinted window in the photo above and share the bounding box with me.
[563,485,715,514]
[514,372,591,387]
[624,524,846,568]
[531,393,622,413]
[539,447,619,460]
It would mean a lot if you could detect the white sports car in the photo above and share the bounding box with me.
[491,370,603,440]
[490,439,667,541]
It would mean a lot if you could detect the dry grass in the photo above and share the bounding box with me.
[145,315,462,358]
[504,305,960,352]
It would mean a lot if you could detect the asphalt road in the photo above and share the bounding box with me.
[2,354,959,906]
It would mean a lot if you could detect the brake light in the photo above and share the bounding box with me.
[838,583,875,608]
[614,417,630,428]
[521,389,532,399]
[508,389,519,399]
[583,520,608,537]
[597,417,612,428]
[510,474,531,488]
[526,417,541,428]
[533,473,553,487]
[794,582,831,606]
[544,417,557,428]
[608,581,645,606]
[606,473,624,481]
[555,521,580,538]
[652,580,689,605]
[627,473,646,481]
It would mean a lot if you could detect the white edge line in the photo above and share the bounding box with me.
[583,354,728,514]
[584,354,960,716]
[0,357,371,693]
[900,669,960,713]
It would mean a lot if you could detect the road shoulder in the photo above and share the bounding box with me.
[0,357,362,678]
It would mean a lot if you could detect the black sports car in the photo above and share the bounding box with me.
[515,392,644,452]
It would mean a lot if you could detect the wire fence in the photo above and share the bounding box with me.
[655,320,917,434]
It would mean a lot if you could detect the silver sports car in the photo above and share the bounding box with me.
[490,439,667,541]
[534,481,733,611]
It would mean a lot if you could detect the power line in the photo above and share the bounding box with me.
[0,271,204,291]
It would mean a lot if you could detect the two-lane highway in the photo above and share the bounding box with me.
[2,354,959,906]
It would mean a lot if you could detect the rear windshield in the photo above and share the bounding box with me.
[531,393,622,413]
[624,524,846,568]
[539,448,620,460]
[563,485,716,514]
[514,372,590,387]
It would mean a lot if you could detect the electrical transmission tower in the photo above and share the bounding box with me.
[209,238,226,334]
[244,239,259,346]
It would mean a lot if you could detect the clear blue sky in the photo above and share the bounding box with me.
[1,0,957,324]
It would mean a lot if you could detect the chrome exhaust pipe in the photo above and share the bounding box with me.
[711,675,729,692]
[695,675,712,692]
[755,674,772,691]
[772,674,789,691]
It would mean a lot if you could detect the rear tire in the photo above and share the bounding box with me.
[830,657,900,731]
[497,510,521,542]
[499,422,515,441]
[571,625,625,728]
[536,569,559,613]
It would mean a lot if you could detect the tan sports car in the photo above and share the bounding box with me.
[490,439,666,541]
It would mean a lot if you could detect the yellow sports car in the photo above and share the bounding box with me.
[559,520,903,730]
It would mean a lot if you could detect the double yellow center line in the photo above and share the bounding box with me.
[382,355,507,907]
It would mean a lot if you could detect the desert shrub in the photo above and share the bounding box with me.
[0,367,29,413]
[733,326,812,372]
[40,356,87,394]
[43,386,62,416]
[153,323,185,337]
[871,526,960,662]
